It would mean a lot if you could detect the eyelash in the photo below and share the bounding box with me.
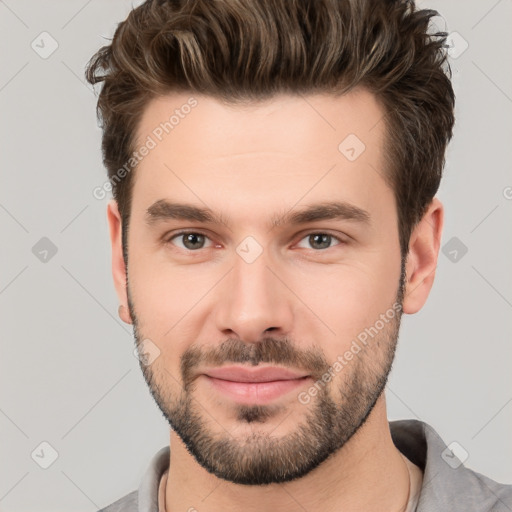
[164,230,347,252]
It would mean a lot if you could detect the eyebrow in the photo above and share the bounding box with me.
[144,199,371,230]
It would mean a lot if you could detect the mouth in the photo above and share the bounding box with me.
[202,365,311,405]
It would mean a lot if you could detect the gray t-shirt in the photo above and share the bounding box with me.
[98,419,512,511]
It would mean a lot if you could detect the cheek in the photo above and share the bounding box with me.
[129,250,205,319]
[290,255,400,357]
[128,252,226,376]
[132,281,192,387]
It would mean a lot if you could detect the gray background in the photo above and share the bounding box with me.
[1,0,511,510]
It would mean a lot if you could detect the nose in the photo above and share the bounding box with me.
[214,247,294,343]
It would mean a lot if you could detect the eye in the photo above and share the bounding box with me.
[166,231,215,251]
[295,232,344,251]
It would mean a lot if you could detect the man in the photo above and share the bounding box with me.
[86,0,511,511]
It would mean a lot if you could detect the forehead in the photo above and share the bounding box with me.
[135,88,385,161]
[130,89,391,226]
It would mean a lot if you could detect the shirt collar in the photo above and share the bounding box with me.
[136,419,511,512]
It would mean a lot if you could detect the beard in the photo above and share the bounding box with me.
[127,262,406,486]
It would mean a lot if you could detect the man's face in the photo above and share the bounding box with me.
[120,89,405,484]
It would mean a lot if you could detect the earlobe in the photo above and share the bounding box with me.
[402,198,444,315]
[118,305,132,324]
[107,199,133,325]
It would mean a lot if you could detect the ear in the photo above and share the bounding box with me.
[402,198,444,315]
[107,199,132,324]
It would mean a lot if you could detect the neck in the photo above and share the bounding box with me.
[165,395,410,512]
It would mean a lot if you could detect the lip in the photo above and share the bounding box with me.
[204,365,309,383]
[202,366,311,405]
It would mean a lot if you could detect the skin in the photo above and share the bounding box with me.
[107,88,443,512]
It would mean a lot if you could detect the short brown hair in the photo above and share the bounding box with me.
[85,0,455,259]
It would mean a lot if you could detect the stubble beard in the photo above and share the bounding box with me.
[127,264,405,485]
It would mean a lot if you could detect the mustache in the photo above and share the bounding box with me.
[180,337,331,388]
